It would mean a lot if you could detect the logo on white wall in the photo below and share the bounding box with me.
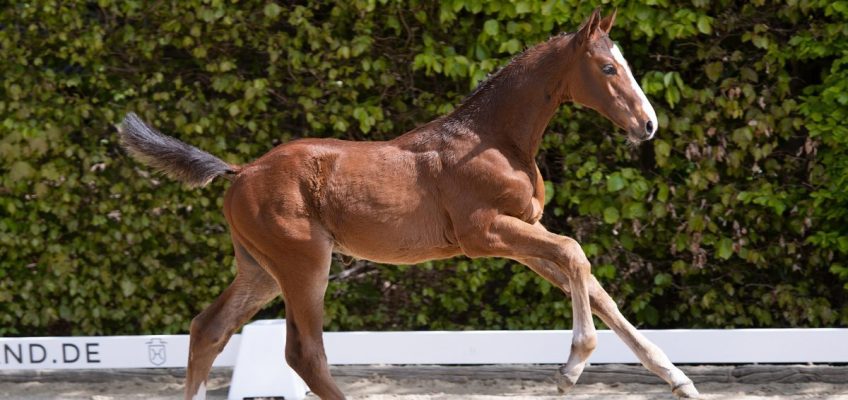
[146,339,167,366]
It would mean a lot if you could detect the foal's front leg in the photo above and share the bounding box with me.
[460,215,598,388]
[520,256,699,398]
[585,274,699,398]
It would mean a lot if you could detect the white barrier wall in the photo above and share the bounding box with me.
[1,325,847,370]
[0,335,240,370]
[323,328,848,364]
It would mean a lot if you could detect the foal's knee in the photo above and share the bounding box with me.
[555,237,591,278]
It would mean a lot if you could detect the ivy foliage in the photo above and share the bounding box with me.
[1,0,846,335]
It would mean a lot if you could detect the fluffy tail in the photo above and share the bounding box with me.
[117,113,238,188]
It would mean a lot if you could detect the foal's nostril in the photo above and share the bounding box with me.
[646,120,654,135]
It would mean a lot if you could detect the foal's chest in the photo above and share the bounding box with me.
[443,145,545,225]
[500,179,544,224]
[475,166,544,224]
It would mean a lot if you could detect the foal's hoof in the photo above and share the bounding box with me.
[553,371,578,394]
[672,381,701,399]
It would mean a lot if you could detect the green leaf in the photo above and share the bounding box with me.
[543,180,554,205]
[228,103,240,117]
[697,15,712,34]
[120,278,137,297]
[603,207,620,224]
[654,273,672,287]
[263,3,283,19]
[717,238,733,260]
[515,1,531,14]
[657,183,670,202]
[595,264,616,280]
[10,161,35,180]
[655,140,672,166]
[623,202,647,219]
[607,173,626,192]
[704,62,723,82]
[499,39,521,54]
[484,19,499,37]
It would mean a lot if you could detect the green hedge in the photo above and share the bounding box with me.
[1,0,846,335]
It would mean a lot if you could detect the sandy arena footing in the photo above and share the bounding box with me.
[1,364,847,399]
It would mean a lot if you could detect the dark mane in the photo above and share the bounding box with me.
[459,32,575,107]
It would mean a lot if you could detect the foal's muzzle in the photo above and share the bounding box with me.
[628,120,656,142]
[635,118,657,140]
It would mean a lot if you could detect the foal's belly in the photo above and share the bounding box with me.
[332,240,462,265]
[323,195,462,264]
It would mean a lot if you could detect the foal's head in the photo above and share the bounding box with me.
[566,9,658,142]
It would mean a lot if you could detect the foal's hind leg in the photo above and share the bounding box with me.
[282,285,343,400]
[185,242,279,400]
[519,255,699,398]
[245,225,345,400]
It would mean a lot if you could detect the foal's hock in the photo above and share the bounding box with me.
[118,9,699,400]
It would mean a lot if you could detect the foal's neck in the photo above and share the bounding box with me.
[448,35,574,162]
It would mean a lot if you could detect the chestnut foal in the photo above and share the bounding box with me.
[119,9,699,400]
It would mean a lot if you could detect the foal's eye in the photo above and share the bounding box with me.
[602,64,617,75]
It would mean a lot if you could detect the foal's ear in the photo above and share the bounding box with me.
[599,9,617,34]
[576,7,603,47]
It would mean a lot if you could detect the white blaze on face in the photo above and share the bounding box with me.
[611,44,658,139]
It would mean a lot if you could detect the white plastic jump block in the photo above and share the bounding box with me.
[228,319,309,400]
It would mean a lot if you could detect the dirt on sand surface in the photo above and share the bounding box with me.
[1,365,847,399]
